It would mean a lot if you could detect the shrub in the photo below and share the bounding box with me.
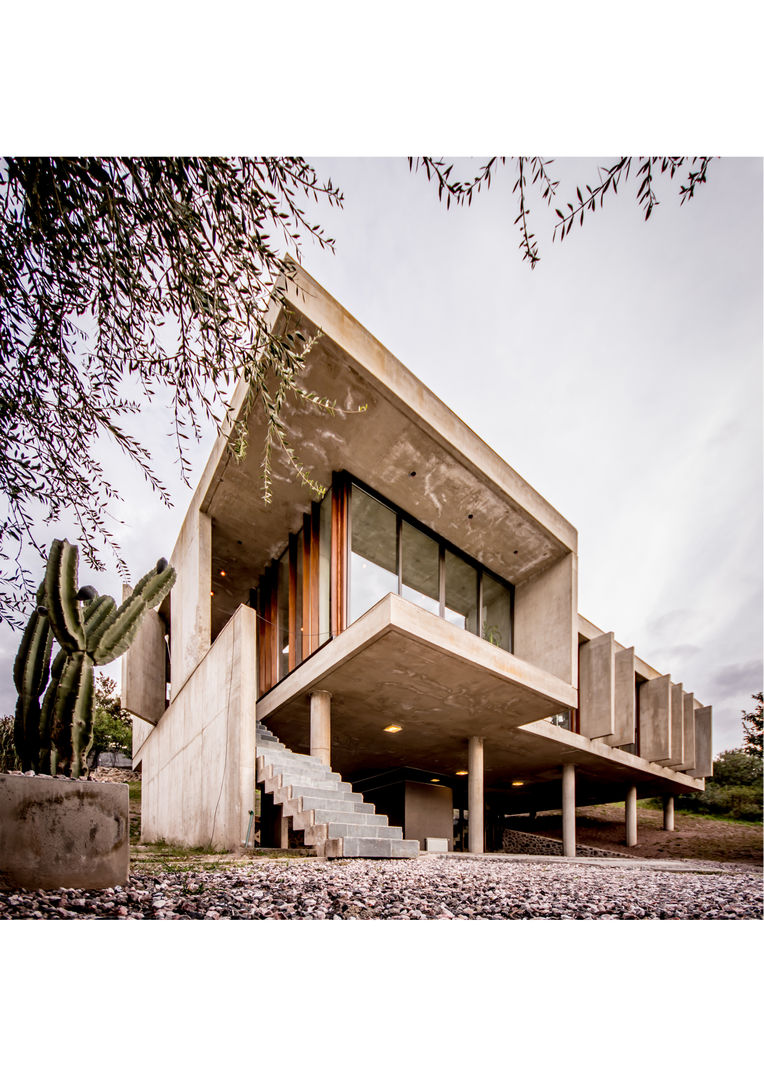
[0,714,20,772]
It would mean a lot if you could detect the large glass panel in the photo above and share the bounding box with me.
[444,549,478,633]
[401,521,440,616]
[277,549,290,680]
[318,491,331,646]
[481,571,511,652]
[349,486,398,623]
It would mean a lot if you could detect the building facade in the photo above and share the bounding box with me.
[125,261,712,856]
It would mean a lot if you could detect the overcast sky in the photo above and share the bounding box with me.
[0,156,760,755]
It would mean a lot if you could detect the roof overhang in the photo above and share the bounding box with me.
[194,262,577,632]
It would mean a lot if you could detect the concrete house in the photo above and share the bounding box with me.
[125,261,713,858]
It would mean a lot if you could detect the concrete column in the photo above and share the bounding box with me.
[562,763,576,857]
[626,785,638,847]
[662,794,675,831]
[310,690,332,767]
[468,736,484,854]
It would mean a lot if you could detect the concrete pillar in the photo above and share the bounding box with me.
[468,736,484,854]
[562,763,576,857]
[626,785,638,847]
[310,690,332,767]
[663,794,675,831]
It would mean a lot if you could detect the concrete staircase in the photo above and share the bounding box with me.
[255,721,419,859]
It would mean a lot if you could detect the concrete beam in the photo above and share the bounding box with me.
[639,674,671,762]
[679,691,696,772]
[688,706,713,778]
[310,690,332,767]
[625,785,637,847]
[468,736,484,853]
[579,632,615,739]
[605,646,636,747]
[562,762,576,856]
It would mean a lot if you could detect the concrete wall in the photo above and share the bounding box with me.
[135,605,257,850]
[122,607,166,724]
[639,675,671,762]
[688,706,713,778]
[170,508,212,694]
[579,632,615,739]
[514,552,578,685]
[404,781,453,851]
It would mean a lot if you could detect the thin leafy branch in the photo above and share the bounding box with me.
[0,157,345,626]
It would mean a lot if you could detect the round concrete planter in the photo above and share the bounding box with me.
[0,773,129,891]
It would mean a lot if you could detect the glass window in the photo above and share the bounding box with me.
[444,549,478,632]
[294,529,303,664]
[349,486,399,623]
[401,521,440,616]
[481,571,511,652]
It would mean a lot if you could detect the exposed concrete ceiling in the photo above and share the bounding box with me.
[201,264,577,636]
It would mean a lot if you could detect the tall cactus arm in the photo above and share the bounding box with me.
[45,540,86,652]
[130,561,176,611]
[82,594,116,650]
[50,654,94,777]
[91,563,176,664]
[69,655,95,779]
[38,650,67,775]
[12,595,54,771]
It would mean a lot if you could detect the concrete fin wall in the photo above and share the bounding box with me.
[578,632,615,739]
[605,646,636,747]
[639,674,672,762]
[688,706,713,778]
[122,607,166,724]
[679,691,696,772]
[170,509,212,694]
[666,682,685,767]
[137,605,257,850]
[514,553,578,686]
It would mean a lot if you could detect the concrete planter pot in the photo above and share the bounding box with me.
[0,773,129,891]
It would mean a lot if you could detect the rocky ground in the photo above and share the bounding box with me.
[1,854,761,920]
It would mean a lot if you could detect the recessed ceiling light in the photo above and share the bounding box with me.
[210,590,215,597]
[430,778,440,783]
[384,724,402,733]
[511,780,524,787]
[220,570,226,577]
[455,770,468,776]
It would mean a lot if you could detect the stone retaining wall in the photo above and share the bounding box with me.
[502,828,632,859]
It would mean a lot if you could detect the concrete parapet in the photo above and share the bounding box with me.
[579,632,615,739]
[639,674,671,762]
[688,706,713,778]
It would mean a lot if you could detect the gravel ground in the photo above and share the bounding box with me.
[1,856,761,919]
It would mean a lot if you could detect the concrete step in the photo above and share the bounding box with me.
[326,821,403,840]
[280,784,363,805]
[294,794,375,815]
[311,807,388,827]
[338,837,421,858]
[267,772,352,793]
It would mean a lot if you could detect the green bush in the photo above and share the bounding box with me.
[677,782,763,822]
[0,714,20,772]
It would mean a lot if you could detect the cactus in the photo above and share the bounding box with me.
[12,582,53,771]
[12,539,176,778]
